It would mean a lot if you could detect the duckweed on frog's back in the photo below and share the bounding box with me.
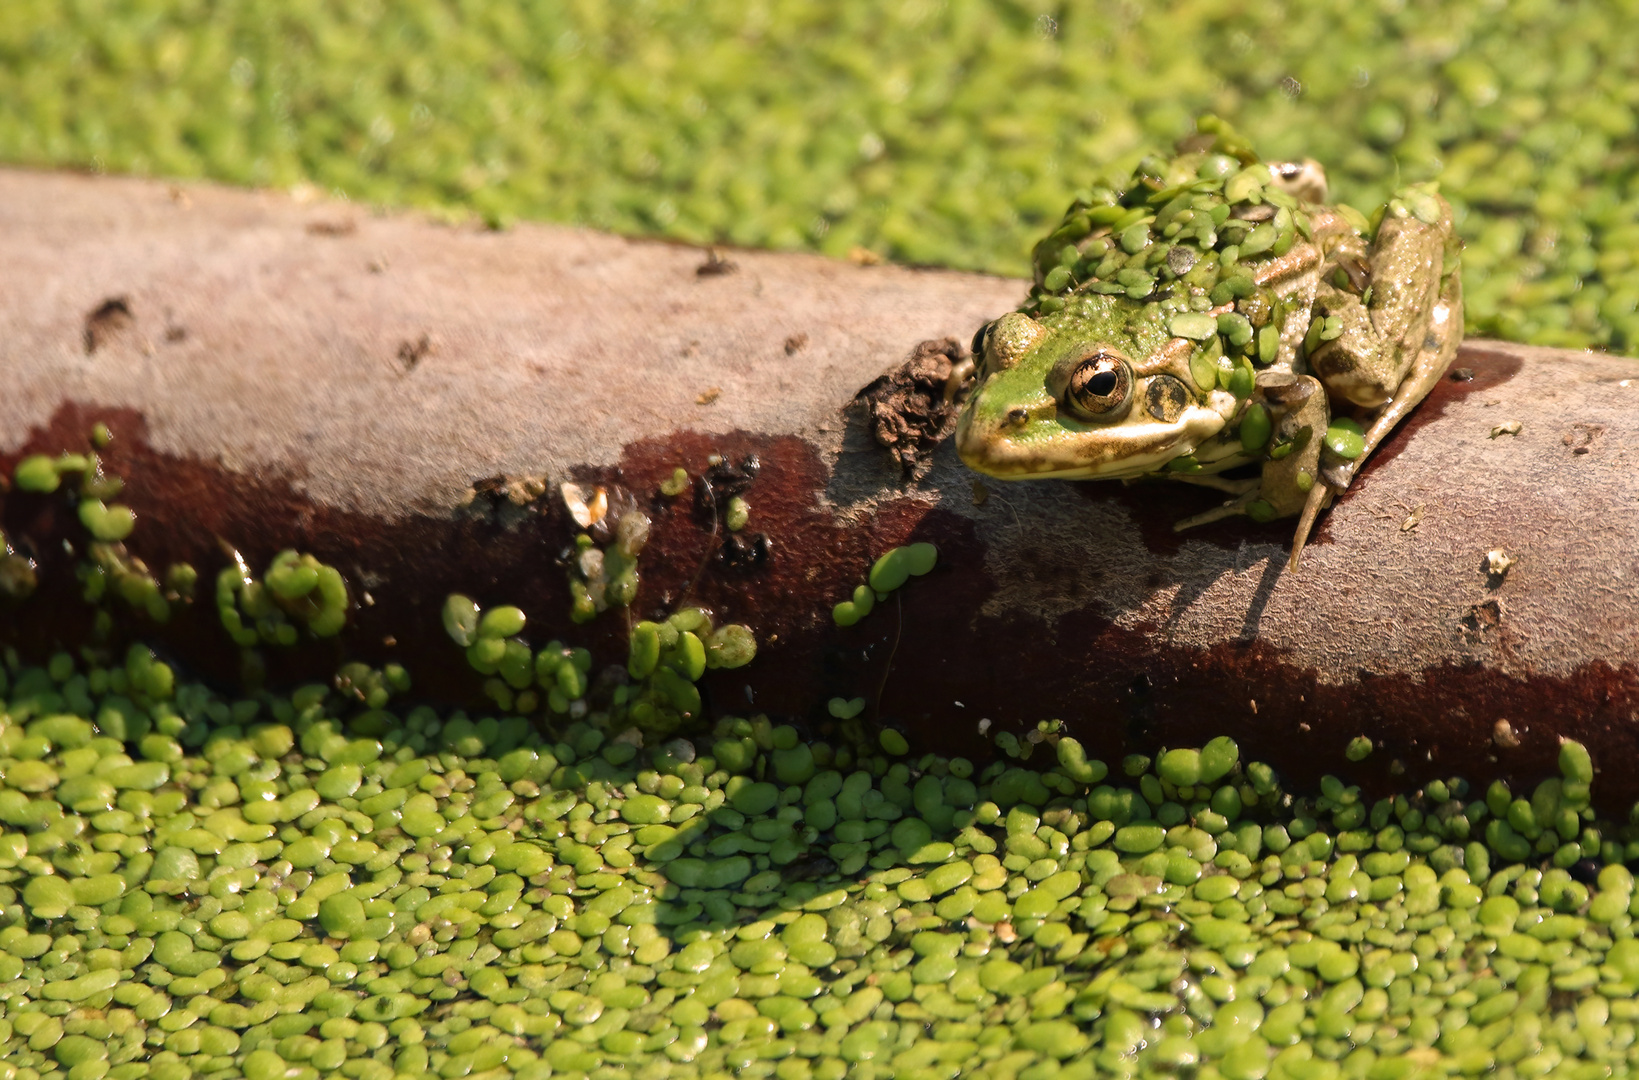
[956,118,1463,569]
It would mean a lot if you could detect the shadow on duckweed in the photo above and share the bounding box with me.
[3,648,1639,1080]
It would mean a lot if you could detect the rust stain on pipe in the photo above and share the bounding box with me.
[6,392,1639,810]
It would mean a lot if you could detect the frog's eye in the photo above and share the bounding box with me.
[1064,353,1133,422]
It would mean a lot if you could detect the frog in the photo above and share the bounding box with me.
[954,118,1463,569]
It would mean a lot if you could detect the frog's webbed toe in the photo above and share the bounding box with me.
[1287,479,1337,571]
[1174,489,1261,532]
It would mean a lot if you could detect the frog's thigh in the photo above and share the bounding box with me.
[1309,203,1450,410]
[1365,206,1451,355]
[1349,263,1463,469]
[1306,284,1398,409]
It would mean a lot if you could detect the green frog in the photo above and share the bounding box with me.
[954,119,1462,569]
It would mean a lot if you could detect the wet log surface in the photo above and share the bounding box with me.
[4,168,1639,804]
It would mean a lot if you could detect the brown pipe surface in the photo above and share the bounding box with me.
[4,169,1638,803]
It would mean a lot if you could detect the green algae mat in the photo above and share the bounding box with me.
[2,1,1637,352]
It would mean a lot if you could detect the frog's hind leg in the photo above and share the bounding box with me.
[1308,189,1462,491]
[1171,474,1259,496]
[1254,373,1334,569]
[1170,372,1336,564]
[1172,473,1334,562]
[1322,259,1463,491]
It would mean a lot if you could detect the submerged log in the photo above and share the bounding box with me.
[3,168,1638,803]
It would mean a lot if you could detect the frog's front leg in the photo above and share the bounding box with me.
[1305,187,1462,492]
[1253,373,1334,569]
[1173,373,1330,544]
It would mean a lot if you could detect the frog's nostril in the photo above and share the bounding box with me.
[1005,407,1029,427]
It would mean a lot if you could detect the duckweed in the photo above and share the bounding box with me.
[1324,418,1368,461]
[8,445,1639,1080]
[77,499,137,543]
[7,452,201,624]
[615,611,755,735]
[8,2,1639,350]
[868,543,938,596]
[442,595,481,648]
[216,548,350,645]
[830,585,876,629]
[6,640,1639,1080]
[835,544,937,627]
[439,585,756,733]
[333,662,411,712]
[563,496,651,625]
[827,697,866,721]
[659,470,690,498]
[12,455,83,495]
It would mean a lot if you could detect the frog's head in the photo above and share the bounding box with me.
[955,299,1236,481]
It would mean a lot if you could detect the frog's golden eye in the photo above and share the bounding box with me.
[1064,353,1133,422]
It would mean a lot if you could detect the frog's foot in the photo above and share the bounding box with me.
[1287,479,1338,571]
[1174,489,1261,532]
[1319,458,1360,491]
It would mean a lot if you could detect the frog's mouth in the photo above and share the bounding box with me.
[954,396,1225,481]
